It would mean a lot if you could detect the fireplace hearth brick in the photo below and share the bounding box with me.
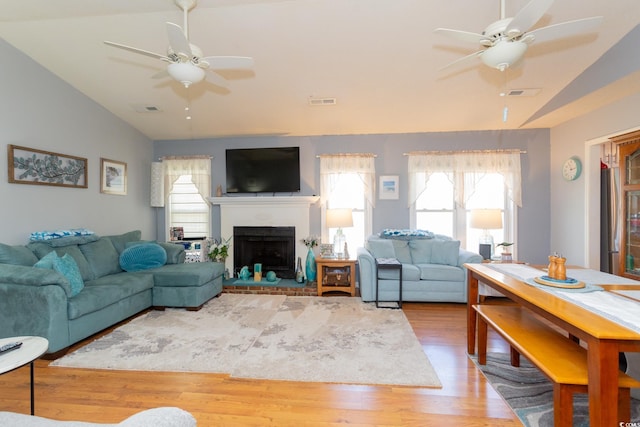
[223,282,318,296]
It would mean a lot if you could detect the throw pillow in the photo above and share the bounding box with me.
[52,254,84,297]
[106,230,142,254]
[430,239,460,266]
[79,238,122,278]
[409,239,434,264]
[34,250,59,269]
[0,243,39,266]
[365,239,396,259]
[119,243,167,272]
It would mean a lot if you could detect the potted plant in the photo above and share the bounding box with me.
[496,242,514,262]
[208,237,231,262]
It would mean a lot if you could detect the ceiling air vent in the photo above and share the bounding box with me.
[131,104,163,113]
[505,88,541,97]
[308,97,337,106]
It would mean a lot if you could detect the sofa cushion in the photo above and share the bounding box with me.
[430,239,460,266]
[27,242,94,282]
[105,230,142,254]
[53,254,84,297]
[416,263,465,282]
[158,242,186,264]
[0,243,39,266]
[365,239,395,259]
[71,273,154,319]
[149,263,223,287]
[80,238,122,278]
[390,240,412,264]
[378,263,421,281]
[409,239,434,264]
[119,243,167,272]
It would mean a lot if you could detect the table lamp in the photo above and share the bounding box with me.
[470,209,502,260]
[327,208,353,259]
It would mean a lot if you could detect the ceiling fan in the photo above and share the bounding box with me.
[434,0,603,71]
[104,0,254,88]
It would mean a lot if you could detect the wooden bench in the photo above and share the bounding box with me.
[473,304,640,427]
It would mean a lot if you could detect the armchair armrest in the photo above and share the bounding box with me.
[457,249,483,267]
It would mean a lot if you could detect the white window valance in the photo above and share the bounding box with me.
[408,150,522,207]
[319,154,376,207]
[162,157,211,204]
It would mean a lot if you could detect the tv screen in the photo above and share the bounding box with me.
[226,147,301,194]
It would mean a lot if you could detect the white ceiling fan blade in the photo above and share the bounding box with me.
[166,22,192,57]
[439,50,485,71]
[505,0,555,37]
[434,28,491,45]
[201,56,255,70]
[104,41,170,62]
[524,16,603,44]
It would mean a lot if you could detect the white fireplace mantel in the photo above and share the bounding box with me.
[207,196,320,276]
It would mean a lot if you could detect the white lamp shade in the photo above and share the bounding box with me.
[470,209,502,230]
[167,62,206,87]
[150,162,165,207]
[326,208,354,229]
[481,41,528,70]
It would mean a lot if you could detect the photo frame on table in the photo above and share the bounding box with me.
[379,175,399,200]
[100,158,127,195]
[320,243,335,258]
[8,144,88,188]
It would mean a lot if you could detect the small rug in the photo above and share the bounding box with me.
[473,352,640,426]
[51,294,441,387]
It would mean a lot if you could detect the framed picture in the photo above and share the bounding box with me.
[170,227,184,241]
[100,158,127,195]
[8,144,87,188]
[320,243,335,258]
[379,175,399,200]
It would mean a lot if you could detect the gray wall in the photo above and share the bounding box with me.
[0,39,155,245]
[155,128,551,265]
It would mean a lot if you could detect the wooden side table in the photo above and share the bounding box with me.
[316,257,357,296]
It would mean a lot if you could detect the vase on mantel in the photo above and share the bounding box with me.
[305,248,317,282]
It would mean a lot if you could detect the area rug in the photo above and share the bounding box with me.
[51,294,441,387]
[473,352,640,426]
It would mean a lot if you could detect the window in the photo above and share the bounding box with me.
[161,157,211,240]
[166,175,210,239]
[409,151,521,254]
[320,154,376,253]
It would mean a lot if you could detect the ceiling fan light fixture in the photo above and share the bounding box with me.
[481,40,528,70]
[167,62,205,87]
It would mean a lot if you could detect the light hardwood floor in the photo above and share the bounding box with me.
[0,301,519,426]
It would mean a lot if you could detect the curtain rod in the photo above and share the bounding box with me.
[158,155,213,160]
[403,149,526,155]
[316,153,377,158]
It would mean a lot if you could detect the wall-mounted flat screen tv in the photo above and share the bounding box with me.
[225,147,301,194]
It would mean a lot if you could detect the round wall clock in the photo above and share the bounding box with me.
[562,156,582,181]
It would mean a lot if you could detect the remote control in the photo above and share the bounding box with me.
[0,341,22,354]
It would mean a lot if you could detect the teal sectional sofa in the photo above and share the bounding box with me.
[0,230,224,354]
[357,231,483,303]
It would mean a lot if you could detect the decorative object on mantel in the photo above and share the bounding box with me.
[295,257,304,283]
[216,184,223,197]
[8,144,87,188]
[302,235,319,281]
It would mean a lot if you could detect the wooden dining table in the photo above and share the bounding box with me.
[465,263,640,426]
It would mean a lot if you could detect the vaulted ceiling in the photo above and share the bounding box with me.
[1,0,639,140]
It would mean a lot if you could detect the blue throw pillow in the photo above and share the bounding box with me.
[34,251,59,269]
[52,254,85,297]
[119,243,167,272]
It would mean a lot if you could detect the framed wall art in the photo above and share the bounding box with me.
[8,144,88,188]
[100,158,127,195]
[379,175,399,200]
